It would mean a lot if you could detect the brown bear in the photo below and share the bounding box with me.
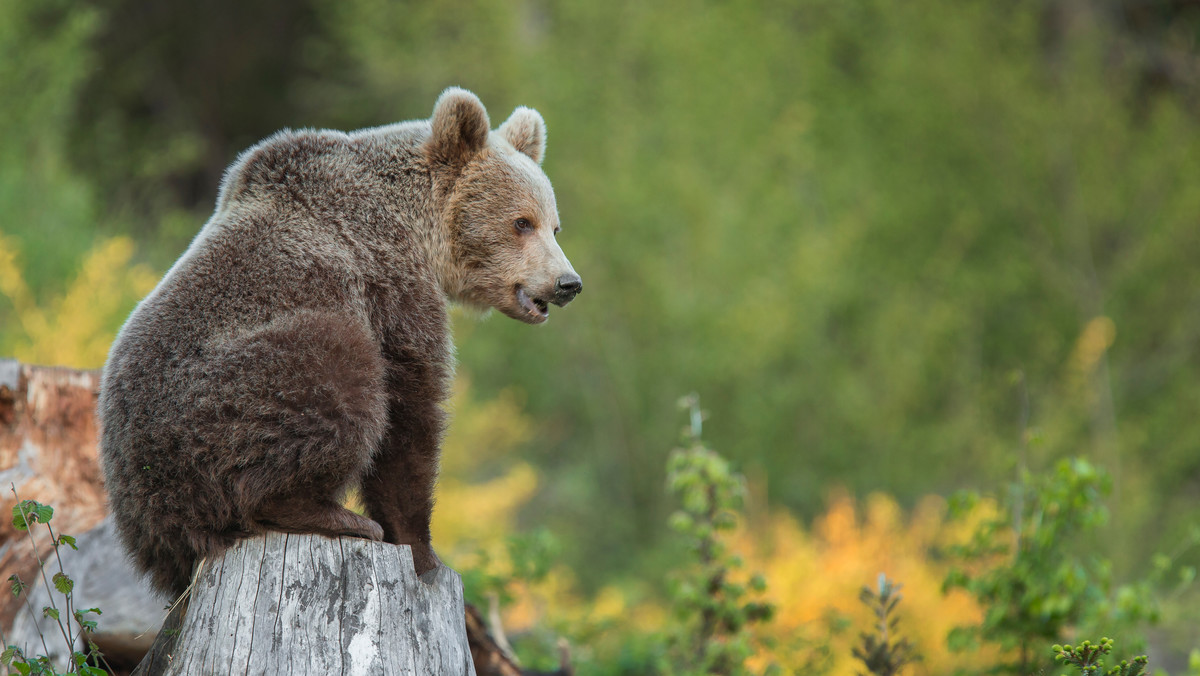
[98,87,581,598]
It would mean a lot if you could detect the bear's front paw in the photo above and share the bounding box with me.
[411,543,442,576]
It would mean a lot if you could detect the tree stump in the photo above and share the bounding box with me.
[133,533,477,676]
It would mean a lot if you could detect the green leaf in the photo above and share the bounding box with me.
[57,534,76,550]
[1,646,19,666]
[11,501,54,531]
[9,574,26,597]
[41,606,59,620]
[51,572,73,595]
[11,503,31,531]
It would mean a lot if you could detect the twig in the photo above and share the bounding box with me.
[44,521,78,649]
[10,487,73,661]
[556,637,574,676]
[487,593,520,664]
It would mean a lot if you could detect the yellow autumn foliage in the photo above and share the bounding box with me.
[735,491,1006,675]
[500,491,1007,675]
[0,234,156,368]
[435,378,539,550]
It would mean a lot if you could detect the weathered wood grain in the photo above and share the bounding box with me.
[134,533,476,676]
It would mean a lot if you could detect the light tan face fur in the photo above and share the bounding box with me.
[443,108,579,325]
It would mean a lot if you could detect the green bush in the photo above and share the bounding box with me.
[658,395,775,676]
[943,459,1192,674]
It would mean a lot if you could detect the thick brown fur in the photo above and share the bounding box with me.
[98,88,581,598]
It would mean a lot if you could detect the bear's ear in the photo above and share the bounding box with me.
[430,87,490,164]
[498,107,546,164]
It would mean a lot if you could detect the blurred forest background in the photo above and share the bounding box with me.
[3,0,1200,673]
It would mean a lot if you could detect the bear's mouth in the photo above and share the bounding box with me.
[516,287,549,323]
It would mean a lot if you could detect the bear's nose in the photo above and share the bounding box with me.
[554,273,582,304]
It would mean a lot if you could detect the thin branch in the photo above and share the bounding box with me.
[486,593,519,665]
[44,521,78,650]
[10,488,73,660]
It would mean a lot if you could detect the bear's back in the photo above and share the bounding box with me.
[102,130,408,406]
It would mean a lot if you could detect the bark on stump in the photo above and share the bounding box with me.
[133,533,477,676]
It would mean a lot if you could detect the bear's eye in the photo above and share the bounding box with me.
[513,218,534,233]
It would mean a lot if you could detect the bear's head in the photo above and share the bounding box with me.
[429,87,581,325]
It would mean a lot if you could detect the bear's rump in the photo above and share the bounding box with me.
[107,309,389,541]
[186,310,390,504]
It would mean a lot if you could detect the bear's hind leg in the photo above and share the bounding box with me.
[254,495,384,541]
[197,309,390,542]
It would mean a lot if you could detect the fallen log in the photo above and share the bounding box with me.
[0,359,107,636]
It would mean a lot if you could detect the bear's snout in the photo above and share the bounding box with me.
[553,273,582,306]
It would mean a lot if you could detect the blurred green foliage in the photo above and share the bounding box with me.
[660,395,775,675]
[0,0,101,295]
[3,0,1200,629]
[296,0,1200,589]
[943,459,1179,674]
